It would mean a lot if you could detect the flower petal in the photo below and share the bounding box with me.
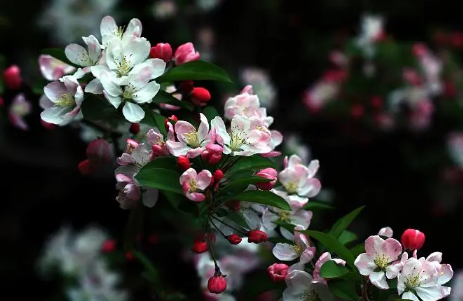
[65,44,91,66]
[122,102,145,123]
[272,243,299,261]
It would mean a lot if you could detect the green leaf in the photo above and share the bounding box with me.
[142,110,167,136]
[299,230,356,268]
[81,95,119,121]
[42,48,79,68]
[135,160,182,194]
[272,220,296,233]
[132,250,161,286]
[328,279,359,301]
[202,106,220,121]
[226,156,276,174]
[177,202,199,217]
[153,90,194,111]
[320,260,349,279]
[218,176,272,195]
[329,206,364,239]
[227,190,291,210]
[157,60,233,83]
[339,230,358,245]
[349,243,365,258]
[225,211,249,229]
[303,201,335,211]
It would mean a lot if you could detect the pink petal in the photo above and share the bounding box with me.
[196,170,212,190]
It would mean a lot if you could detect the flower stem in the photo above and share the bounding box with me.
[211,215,247,234]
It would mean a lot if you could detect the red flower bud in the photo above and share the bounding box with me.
[208,273,227,294]
[125,251,135,261]
[192,241,208,254]
[191,87,211,106]
[201,144,223,165]
[130,123,140,135]
[3,65,22,90]
[267,263,289,282]
[227,234,242,245]
[177,156,190,170]
[150,43,173,62]
[101,239,116,253]
[255,168,277,190]
[180,80,194,93]
[213,169,224,182]
[248,229,268,243]
[165,115,178,130]
[86,138,113,164]
[401,229,425,250]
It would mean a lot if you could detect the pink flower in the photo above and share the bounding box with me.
[354,235,403,289]
[313,252,346,283]
[39,55,75,81]
[179,168,212,202]
[283,270,333,301]
[8,93,31,130]
[146,124,174,156]
[279,155,321,197]
[174,42,200,65]
[166,113,211,158]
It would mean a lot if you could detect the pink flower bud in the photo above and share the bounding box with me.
[86,139,113,164]
[191,87,211,106]
[208,273,227,294]
[213,169,224,183]
[255,168,277,190]
[129,123,140,135]
[227,234,242,245]
[174,42,200,65]
[267,263,289,282]
[180,80,194,93]
[3,65,22,90]
[101,239,116,253]
[150,43,173,62]
[192,241,208,254]
[248,229,268,243]
[401,229,425,250]
[201,144,223,165]
[177,156,190,170]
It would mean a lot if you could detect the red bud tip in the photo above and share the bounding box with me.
[267,263,289,282]
[227,234,242,245]
[255,168,278,190]
[101,239,116,253]
[248,229,268,243]
[164,115,178,129]
[191,87,211,106]
[177,156,191,170]
[3,65,22,90]
[401,229,425,250]
[207,273,227,294]
[150,43,173,62]
[130,123,140,135]
[192,241,208,254]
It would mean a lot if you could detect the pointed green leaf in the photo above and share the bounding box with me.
[142,110,167,136]
[42,48,80,68]
[157,60,233,83]
[153,90,194,111]
[303,201,335,211]
[299,230,356,268]
[329,206,364,239]
[81,95,119,121]
[225,211,250,229]
[202,106,220,121]
[349,243,365,258]
[320,260,349,279]
[135,160,182,194]
[218,176,272,196]
[227,190,291,210]
[339,230,358,245]
[226,156,276,174]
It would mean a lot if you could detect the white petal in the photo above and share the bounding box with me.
[272,243,299,261]
[402,292,420,301]
[369,271,389,289]
[126,38,151,67]
[65,44,91,66]
[122,102,145,123]
[44,81,67,103]
[415,286,445,301]
[100,16,117,43]
[82,35,102,64]
[41,106,70,125]
[85,78,103,94]
[132,81,160,104]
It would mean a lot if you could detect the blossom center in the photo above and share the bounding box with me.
[116,26,126,39]
[284,182,298,194]
[184,131,200,147]
[278,211,291,223]
[116,55,132,76]
[404,273,422,290]
[189,179,198,192]
[55,94,75,107]
[292,244,303,255]
[229,130,246,151]
[298,290,320,301]
[373,254,390,269]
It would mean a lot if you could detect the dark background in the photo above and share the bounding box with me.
[0,0,462,299]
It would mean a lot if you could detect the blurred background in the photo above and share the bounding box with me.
[1,0,463,300]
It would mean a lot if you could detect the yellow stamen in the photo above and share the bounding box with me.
[55,94,74,107]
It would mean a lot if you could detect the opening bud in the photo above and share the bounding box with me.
[174,42,200,65]
[401,229,425,250]
[150,43,173,62]
[165,115,178,130]
[255,168,277,190]
[177,156,191,170]
[248,229,268,243]
[267,263,289,282]
[227,234,242,245]
[207,272,227,294]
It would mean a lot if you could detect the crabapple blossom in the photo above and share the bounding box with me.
[279,155,321,198]
[378,227,394,238]
[179,168,212,202]
[224,87,273,127]
[39,55,76,81]
[8,93,31,130]
[40,75,84,125]
[146,124,174,156]
[313,252,346,283]
[100,16,143,47]
[65,35,102,70]
[211,115,273,156]
[174,42,200,65]
[424,252,453,291]
[272,227,316,269]
[167,113,212,157]
[201,143,224,165]
[283,270,333,301]
[397,257,451,301]
[240,69,277,110]
[354,235,403,289]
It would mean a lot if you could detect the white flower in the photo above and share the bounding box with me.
[100,16,143,47]
[279,155,321,198]
[283,270,333,301]
[40,75,84,125]
[65,35,102,68]
[103,37,151,77]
